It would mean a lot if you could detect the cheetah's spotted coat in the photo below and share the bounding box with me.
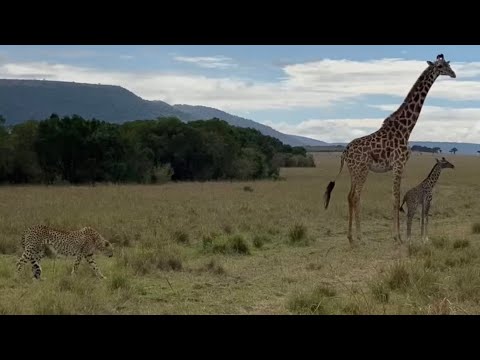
[16,225,113,280]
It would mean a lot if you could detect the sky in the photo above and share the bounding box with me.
[1,45,480,144]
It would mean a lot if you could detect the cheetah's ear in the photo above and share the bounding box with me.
[427,61,434,66]
[442,157,446,161]
[436,158,440,163]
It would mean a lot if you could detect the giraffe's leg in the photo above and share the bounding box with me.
[424,199,431,243]
[352,167,369,244]
[392,164,404,243]
[420,198,425,241]
[406,202,417,244]
[347,182,356,244]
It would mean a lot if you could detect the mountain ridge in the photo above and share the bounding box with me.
[0,78,478,153]
[173,104,328,147]
[0,79,325,147]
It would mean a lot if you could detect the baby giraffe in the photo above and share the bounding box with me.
[400,157,454,242]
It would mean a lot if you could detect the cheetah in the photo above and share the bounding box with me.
[16,225,114,280]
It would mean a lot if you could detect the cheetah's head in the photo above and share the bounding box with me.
[82,227,114,257]
[100,237,114,258]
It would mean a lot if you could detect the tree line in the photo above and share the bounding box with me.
[411,145,461,155]
[0,114,315,185]
[411,145,442,154]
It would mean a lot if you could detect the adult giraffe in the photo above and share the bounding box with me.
[323,54,456,245]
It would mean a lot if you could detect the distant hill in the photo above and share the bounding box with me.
[308,141,480,155]
[1,79,479,153]
[305,145,346,152]
[0,79,194,123]
[0,79,325,147]
[173,104,327,147]
[286,134,329,147]
[409,141,480,156]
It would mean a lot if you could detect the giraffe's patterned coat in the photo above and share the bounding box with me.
[323,54,457,245]
[400,157,455,242]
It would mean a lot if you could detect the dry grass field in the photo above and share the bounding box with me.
[1,152,480,314]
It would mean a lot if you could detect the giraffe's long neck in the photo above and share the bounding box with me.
[382,66,439,139]
[422,163,442,189]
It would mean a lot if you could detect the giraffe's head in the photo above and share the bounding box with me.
[427,54,456,78]
[436,157,455,169]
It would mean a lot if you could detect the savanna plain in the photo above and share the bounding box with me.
[1,152,479,315]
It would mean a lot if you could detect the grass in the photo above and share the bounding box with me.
[287,285,337,314]
[1,152,480,314]
[472,223,480,234]
[288,223,308,244]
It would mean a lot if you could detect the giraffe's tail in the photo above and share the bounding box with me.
[399,196,406,213]
[324,181,336,209]
[324,152,345,210]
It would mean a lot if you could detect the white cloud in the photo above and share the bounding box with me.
[0,61,325,110]
[42,49,104,59]
[173,55,237,69]
[261,105,480,144]
[0,57,479,113]
[3,56,480,142]
[281,58,480,102]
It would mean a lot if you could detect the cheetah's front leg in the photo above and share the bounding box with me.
[71,254,82,275]
[15,253,29,275]
[30,258,43,280]
[85,254,106,279]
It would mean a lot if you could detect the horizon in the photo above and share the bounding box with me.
[1,45,480,144]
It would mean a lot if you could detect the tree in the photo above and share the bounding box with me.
[449,147,458,155]
[0,115,12,182]
[0,115,318,184]
[411,145,436,153]
[9,121,42,183]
